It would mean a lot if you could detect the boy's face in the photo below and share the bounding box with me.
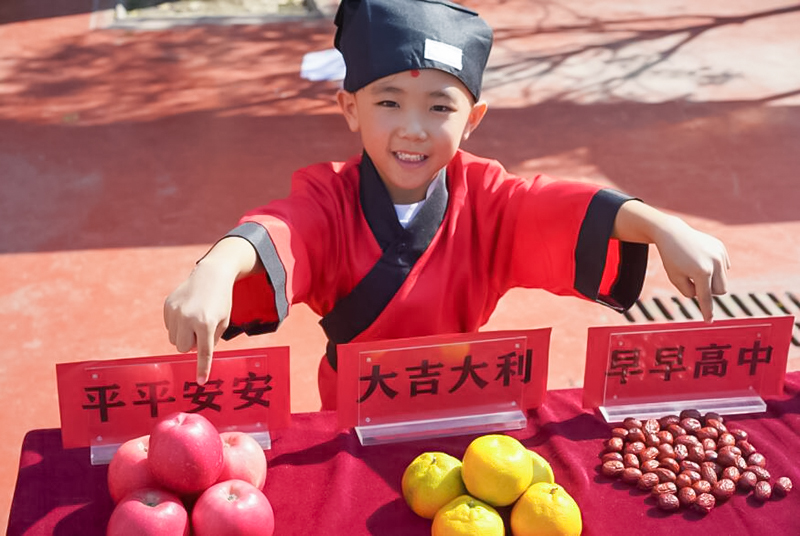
[337,69,487,204]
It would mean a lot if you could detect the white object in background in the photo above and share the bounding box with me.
[300,48,346,82]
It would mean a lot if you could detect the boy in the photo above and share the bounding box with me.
[164,0,729,410]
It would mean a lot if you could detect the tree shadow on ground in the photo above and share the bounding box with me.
[483,2,800,100]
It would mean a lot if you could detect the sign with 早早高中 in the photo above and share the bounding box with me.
[581,316,794,411]
[56,347,290,449]
[336,329,551,429]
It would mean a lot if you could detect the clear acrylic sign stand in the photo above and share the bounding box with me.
[598,323,772,423]
[89,427,272,466]
[355,402,527,446]
[599,392,766,424]
[90,440,122,466]
[353,336,529,446]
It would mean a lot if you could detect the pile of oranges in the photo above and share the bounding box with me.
[401,434,583,536]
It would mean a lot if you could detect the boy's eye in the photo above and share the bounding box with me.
[431,104,455,113]
[377,100,399,108]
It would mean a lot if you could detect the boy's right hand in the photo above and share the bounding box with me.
[163,261,235,386]
[164,236,260,385]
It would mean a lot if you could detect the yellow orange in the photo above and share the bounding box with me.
[510,482,583,536]
[529,449,555,485]
[461,434,533,507]
[401,452,467,519]
[431,495,505,536]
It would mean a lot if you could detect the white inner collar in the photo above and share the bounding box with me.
[393,173,445,228]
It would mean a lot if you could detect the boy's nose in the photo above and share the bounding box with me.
[399,115,428,140]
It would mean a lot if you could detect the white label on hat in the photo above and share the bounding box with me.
[424,39,463,71]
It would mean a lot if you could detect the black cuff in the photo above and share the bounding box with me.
[222,222,289,337]
[574,190,648,311]
[222,320,280,341]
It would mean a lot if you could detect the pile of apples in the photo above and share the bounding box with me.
[106,412,274,536]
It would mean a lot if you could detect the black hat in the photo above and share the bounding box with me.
[334,0,493,101]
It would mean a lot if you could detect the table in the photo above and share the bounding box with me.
[8,372,800,535]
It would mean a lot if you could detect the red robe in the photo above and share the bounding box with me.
[223,149,647,409]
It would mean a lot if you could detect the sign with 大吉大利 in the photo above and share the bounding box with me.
[336,329,551,434]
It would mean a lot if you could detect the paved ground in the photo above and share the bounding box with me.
[2,0,799,530]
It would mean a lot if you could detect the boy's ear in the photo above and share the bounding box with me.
[336,89,360,133]
[462,100,488,142]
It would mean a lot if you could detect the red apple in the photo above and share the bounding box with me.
[147,412,224,495]
[192,479,275,536]
[217,432,268,489]
[107,435,160,504]
[107,487,189,536]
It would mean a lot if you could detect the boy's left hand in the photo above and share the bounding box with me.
[654,218,730,323]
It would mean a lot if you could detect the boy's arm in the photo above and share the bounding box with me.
[163,236,263,384]
[612,200,730,323]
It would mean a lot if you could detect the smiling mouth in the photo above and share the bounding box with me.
[394,152,427,162]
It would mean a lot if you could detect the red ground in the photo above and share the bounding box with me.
[2,0,799,530]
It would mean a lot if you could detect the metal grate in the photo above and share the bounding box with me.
[624,291,800,348]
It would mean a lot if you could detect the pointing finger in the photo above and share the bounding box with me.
[694,274,714,323]
[196,324,215,386]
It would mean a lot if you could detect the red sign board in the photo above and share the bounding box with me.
[337,329,551,428]
[582,317,793,409]
[56,347,290,449]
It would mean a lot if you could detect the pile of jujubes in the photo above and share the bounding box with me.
[599,410,792,514]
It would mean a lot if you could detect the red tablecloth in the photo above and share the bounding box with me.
[8,372,800,535]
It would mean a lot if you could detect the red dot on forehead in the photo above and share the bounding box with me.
[410,69,420,78]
